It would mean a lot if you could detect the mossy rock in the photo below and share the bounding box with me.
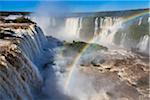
[13,17,35,23]
[63,41,108,53]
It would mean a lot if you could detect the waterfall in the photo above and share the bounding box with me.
[43,14,149,54]
[0,42,42,100]
[96,17,123,46]
[94,17,99,37]
[32,12,150,55]
[120,33,127,47]
[77,18,83,39]
[137,35,149,54]
[0,25,48,100]
[148,17,150,23]
[138,17,143,25]
[14,25,46,62]
[65,17,80,40]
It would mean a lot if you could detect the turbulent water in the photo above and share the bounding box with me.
[0,9,149,100]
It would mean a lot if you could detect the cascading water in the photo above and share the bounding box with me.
[95,17,123,46]
[0,8,149,100]
[138,17,143,25]
[14,25,46,62]
[43,10,149,100]
[137,35,149,54]
[0,24,49,100]
[50,13,149,54]
[94,17,99,37]
[77,18,83,39]
[65,18,80,40]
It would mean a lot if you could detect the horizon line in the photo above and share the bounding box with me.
[0,8,149,13]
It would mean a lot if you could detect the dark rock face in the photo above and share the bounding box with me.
[0,29,16,39]
[0,33,16,39]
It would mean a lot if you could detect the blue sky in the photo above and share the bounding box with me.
[0,0,149,12]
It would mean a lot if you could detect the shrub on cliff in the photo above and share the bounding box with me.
[13,17,35,24]
[64,41,108,53]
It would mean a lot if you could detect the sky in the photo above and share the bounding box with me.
[0,0,149,12]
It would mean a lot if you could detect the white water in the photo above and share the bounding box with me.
[77,18,83,38]
[94,17,99,37]
[14,25,46,62]
[24,9,150,100]
[32,10,150,55]
[0,14,149,100]
[55,15,149,54]
[95,17,123,46]
[137,35,149,54]
[138,17,143,25]
[0,25,50,100]
[65,18,80,40]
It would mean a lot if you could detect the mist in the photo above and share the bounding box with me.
[30,2,82,100]
[31,1,78,41]
[29,2,149,100]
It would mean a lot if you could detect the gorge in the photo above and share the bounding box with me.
[0,8,149,100]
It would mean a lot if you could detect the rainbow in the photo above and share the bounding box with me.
[64,10,149,91]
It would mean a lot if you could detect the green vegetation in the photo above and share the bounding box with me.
[64,41,108,53]
[13,17,35,23]
[64,41,87,52]
[3,17,35,24]
[89,43,108,51]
